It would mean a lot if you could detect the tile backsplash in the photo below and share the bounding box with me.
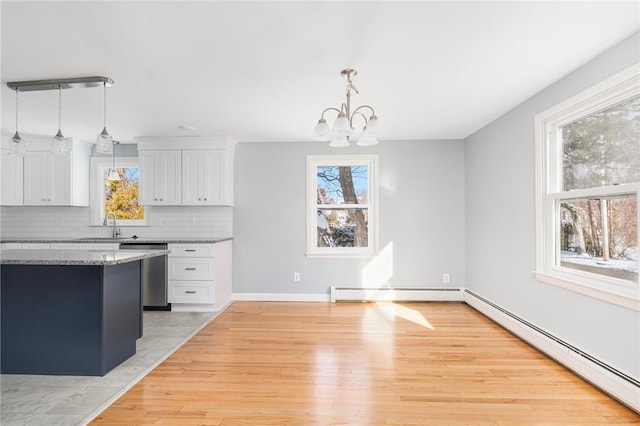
[0,206,233,239]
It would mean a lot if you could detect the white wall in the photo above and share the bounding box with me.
[232,139,465,297]
[465,32,640,380]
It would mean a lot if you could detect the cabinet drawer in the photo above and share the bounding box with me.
[169,243,215,258]
[168,258,214,280]
[168,281,214,304]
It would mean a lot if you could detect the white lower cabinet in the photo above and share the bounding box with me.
[168,241,232,311]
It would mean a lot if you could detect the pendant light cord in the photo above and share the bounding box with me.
[58,86,62,131]
[15,90,19,131]
[103,82,107,127]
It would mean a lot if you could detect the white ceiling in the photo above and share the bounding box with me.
[1,1,638,144]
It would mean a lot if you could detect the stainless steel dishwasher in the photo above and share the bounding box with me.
[119,242,170,311]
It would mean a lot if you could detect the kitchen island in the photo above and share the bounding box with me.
[0,249,169,376]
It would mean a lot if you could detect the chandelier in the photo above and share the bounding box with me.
[312,69,381,147]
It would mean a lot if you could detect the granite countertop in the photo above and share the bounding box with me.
[0,249,170,265]
[1,237,232,244]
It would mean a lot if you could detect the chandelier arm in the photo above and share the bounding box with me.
[350,105,376,119]
[349,110,369,129]
[320,107,342,120]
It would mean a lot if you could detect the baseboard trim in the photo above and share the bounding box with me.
[330,286,463,303]
[233,293,330,302]
[463,289,640,414]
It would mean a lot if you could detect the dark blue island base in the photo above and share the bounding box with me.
[1,261,142,376]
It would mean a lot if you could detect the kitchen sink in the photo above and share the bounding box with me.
[74,237,135,241]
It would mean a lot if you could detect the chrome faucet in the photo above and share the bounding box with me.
[104,212,121,239]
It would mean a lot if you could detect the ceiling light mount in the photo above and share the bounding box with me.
[7,76,113,92]
[312,69,381,147]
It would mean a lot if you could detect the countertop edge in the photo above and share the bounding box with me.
[0,249,170,266]
[1,237,233,244]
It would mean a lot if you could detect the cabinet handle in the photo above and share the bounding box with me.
[185,267,196,271]
[204,198,207,201]
[154,198,158,201]
[160,198,164,201]
[185,290,196,294]
[185,249,196,252]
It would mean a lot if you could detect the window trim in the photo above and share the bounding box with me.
[89,156,147,226]
[534,64,640,311]
[306,154,378,258]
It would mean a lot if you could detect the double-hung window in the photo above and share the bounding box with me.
[306,155,378,257]
[535,65,639,309]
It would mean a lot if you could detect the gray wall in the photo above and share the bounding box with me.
[465,31,640,380]
[233,140,465,296]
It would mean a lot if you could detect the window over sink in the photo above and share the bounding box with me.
[90,157,146,226]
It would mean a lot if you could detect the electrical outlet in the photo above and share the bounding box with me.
[293,272,301,282]
[443,273,450,283]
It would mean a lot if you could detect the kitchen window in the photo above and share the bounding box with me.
[306,155,378,257]
[90,157,145,225]
[534,65,639,310]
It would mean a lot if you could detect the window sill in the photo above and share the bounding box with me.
[88,223,150,228]
[306,251,377,259]
[534,271,639,311]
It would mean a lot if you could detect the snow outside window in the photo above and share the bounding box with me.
[534,65,640,310]
[306,155,378,257]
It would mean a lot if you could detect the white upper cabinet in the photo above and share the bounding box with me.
[137,137,235,207]
[1,150,24,206]
[182,150,231,205]
[22,139,90,206]
[139,150,182,205]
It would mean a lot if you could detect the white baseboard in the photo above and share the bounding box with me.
[463,289,640,414]
[330,286,463,303]
[233,293,330,302]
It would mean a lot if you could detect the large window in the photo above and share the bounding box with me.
[306,155,378,257]
[535,65,639,309]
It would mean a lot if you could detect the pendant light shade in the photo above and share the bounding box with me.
[107,141,121,181]
[96,82,113,154]
[8,89,25,157]
[51,87,72,155]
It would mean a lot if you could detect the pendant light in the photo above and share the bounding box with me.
[96,81,113,154]
[51,86,71,155]
[107,140,120,181]
[8,89,25,157]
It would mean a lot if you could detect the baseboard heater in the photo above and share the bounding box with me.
[330,286,463,303]
[463,289,640,413]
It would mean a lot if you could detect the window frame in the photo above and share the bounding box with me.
[534,64,640,310]
[306,154,378,258]
[89,156,147,226]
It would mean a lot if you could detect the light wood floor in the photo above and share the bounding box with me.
[92,302,640,425]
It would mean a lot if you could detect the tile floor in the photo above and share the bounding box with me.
[1,310,218,426]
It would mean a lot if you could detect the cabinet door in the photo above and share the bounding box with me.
[1,150,23,206]
[23,152,49,205]
[24,152,72,205]
[48,153,71,205]
[139,151,181,205]
[182,150,224,205]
